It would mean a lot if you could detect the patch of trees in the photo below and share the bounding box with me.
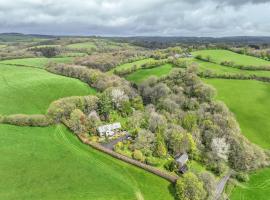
[75,51,150,72]
[30,47,61,58]
[46,63,131,91]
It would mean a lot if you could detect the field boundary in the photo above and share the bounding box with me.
[77,134,179,183]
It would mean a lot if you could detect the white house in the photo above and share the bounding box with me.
[97,122,121,137]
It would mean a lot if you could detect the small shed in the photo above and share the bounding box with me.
[175,153,189,174]
[97,122,121,137]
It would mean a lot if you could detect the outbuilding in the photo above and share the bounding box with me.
[97,122,121,137]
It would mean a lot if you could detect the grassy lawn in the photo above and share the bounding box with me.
[66,42,96,50]
[0,64,95,115]
[204,79,270,149]
[0,124,174,200]
[230,167,270,200]
[192,50,270,67]
[196,59,270,77]
[0,57,73,68]
[107,58,155,74]
[126,64,173,83]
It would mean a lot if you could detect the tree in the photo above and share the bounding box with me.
[110,88,129,109]
[69,109,88,135]
[175,172,206,200]
[98,93,112,121]
[133,150,145,162]
[133,129,156,156]
[211,137,230,161]
[155,131,167,158]
[199,172,216,200]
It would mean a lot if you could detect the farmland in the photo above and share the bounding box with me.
[66,42,96,50]
[196,49,270,200]
[0,57,73,68]
[0,64,95,115]
[230,168,270,200]
[126,63,173,83]
[192,49,270,67]
[205,79,270,149]
[0,124,174,200]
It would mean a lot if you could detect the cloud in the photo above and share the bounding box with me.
[0,0,269,36]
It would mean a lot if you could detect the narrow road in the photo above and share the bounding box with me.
[101,134,129,150]
[214,171,232,200]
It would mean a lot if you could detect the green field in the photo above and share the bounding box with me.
[66,42,96,50]
[196,59,270,77]
[0,124,173,200]
[205,79,270,149]
[108,58,155,74]
[0,65,95,115]
[0,57,73,68]
[230,167,270,200]
[192,50,270,67]
[0,44,6,48]
[126,64,173,83]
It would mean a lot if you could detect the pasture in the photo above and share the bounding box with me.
[0,124,174,200]
[0,64,95,115]
[230,168,270,200]
[0,57,73,68]
[196,59,270,77]
[108,58,155,74]
[204,79,270,149]
[192,50,270,67]
[126,64,173,83]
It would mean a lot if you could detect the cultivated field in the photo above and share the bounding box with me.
[0,65,95,114]
[0,124,174,200]
[66,42,97,50]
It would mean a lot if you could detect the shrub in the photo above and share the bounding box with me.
[235,172,249,182]
[132,149,145,162]
[2,114,51,127]
[145,156,161,166]
[175,172,206,200]
[164,160,178,172]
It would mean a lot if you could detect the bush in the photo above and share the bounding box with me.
[2,114,51,126]
[132,149,145,162]
[175,172,206,200]
[235,172,249,182]
[164,160,178,172]
[145,156,161,166]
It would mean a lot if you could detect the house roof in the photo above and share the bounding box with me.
[98,122,121,133]
[176,153,189,165]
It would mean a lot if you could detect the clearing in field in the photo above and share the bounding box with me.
[0,124,174,200]
[230,167,270,200]
[0,57,73,68]
[204,79,270,149]
[0,64,95,115]
[126,64,173,83]
[192,49,270,67]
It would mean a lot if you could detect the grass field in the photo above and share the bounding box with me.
[66,42,96,50]
[204,79,270,149]
[230,167,270,200]
[0,57,73,68]
[0,64,95,115]
[192,50,270,67]
[126,64,173,83]
[0,124,174,200]
[0,44,6,48]
[108,58,155,74]
[196,59,270,77]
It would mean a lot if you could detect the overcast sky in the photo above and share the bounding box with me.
[0,0,270,37]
